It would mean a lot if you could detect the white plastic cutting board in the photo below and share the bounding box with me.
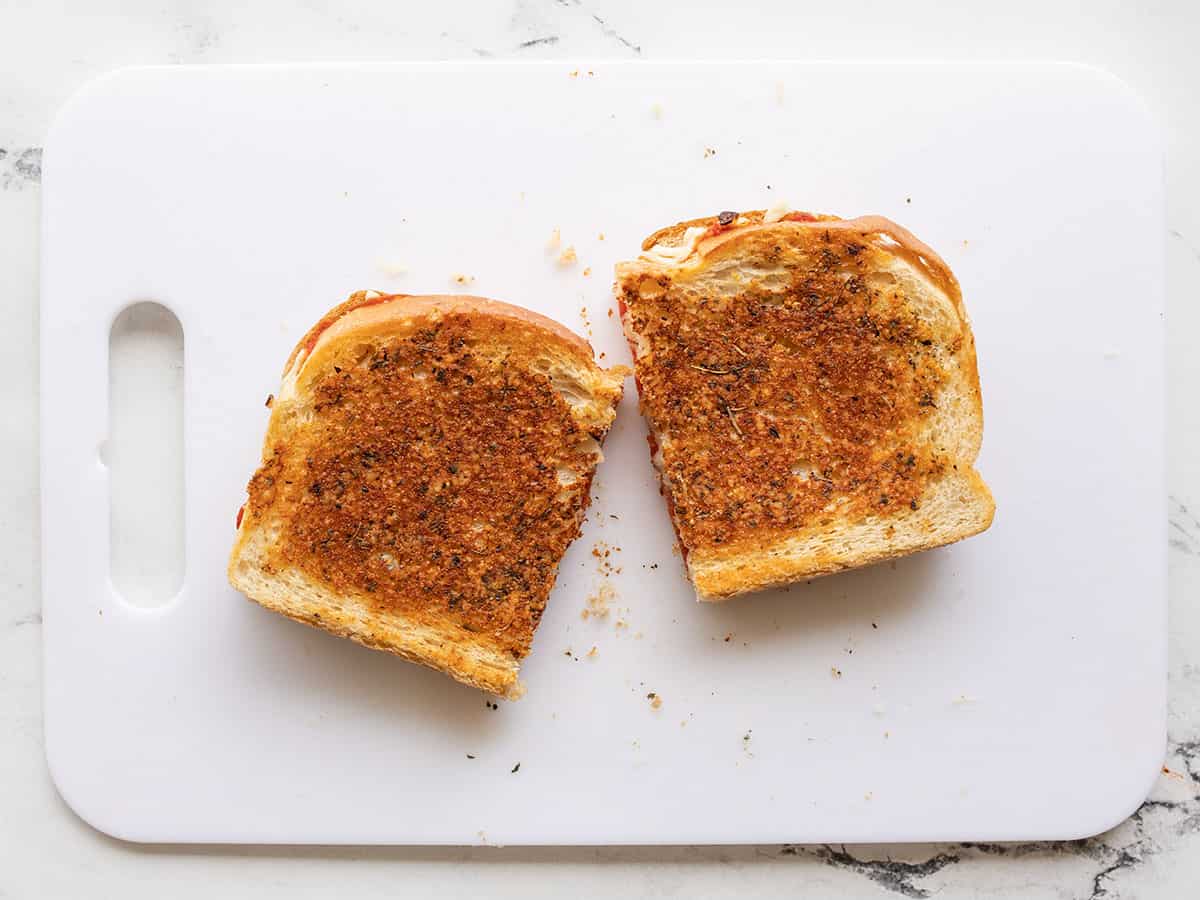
[41,62,1165,845]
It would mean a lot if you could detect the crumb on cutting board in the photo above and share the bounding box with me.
[592,540,621,576]
[582,583,615,620]
[377,259,409,277]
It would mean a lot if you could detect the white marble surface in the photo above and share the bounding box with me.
[2,2,1198,897]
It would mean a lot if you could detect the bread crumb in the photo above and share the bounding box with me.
[583,583,615,619]
[831,667,843,679]
[607,308,614,318]
[587,645,598,658]
[451,273,475,286]
[703,147,717,158]
[582,266,592,277]
[376,259,409,277]
[598,232,605,241]
[952,694,978,706]
[558,246,578,266]
[569,70,579,78]
[647,692,662,710]
[723,633,733,642]
[634,631,643,639]
[546,227,561,251]
[591,540,620,576]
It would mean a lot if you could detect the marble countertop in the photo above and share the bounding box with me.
[3,2,1198,897]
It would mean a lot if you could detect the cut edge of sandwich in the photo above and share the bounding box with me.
[617,209,995,602]
[228,291,628,697]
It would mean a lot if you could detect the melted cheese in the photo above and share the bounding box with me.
[763,200,792,224]
[640,225,709,266]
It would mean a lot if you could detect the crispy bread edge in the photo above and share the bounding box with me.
[229,560,526,696]
[689,470,995,601]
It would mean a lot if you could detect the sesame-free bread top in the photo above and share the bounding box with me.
[229,292,626,695]
[617,212,994,600]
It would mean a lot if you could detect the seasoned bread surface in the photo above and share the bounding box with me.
[617,213,994,600]
[229,292,626,696]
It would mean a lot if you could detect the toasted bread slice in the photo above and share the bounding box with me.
[616,210,994,601]
[228,291,626,696]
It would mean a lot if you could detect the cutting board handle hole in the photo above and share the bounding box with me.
[108,302,185,608]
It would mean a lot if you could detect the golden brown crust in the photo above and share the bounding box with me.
[232,292,624,695]
[618,211,991,597]
[285,291,596,378]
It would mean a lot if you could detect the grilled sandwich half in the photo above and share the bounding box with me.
[229,291,626,696]
[616,209,994,601]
